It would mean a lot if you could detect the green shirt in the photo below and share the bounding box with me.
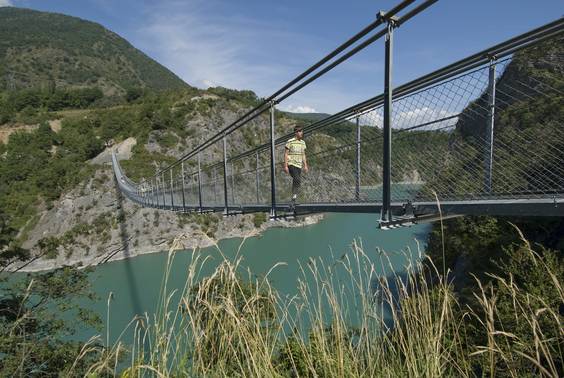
[285,137,306,169]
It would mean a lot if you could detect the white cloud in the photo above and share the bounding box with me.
[202,79,218,88]
[359,106,458,130]
[0,0,13,7]
[394,107,458,130]
[130,0,375,114]
[281,105,318,114]
[134,0,312,94]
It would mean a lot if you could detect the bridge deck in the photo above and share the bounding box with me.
[120,191,564,218]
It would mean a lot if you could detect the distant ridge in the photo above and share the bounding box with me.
[283,112,332,123]
[0,7,190,94]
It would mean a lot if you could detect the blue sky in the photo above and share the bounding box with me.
[1,0,562,113]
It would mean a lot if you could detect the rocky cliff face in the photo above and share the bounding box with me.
[456,37,563,140]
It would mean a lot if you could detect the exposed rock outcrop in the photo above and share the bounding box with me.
[16,164,322,272]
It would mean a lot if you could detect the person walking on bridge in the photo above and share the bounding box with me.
[284,125,308,209]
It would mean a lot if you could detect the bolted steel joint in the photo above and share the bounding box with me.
[486,53,498,62]
[377,10,399,27]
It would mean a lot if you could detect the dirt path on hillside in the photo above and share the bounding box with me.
[0,124,39,143]
[0,119,63,144]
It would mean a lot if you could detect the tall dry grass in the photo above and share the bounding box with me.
[78,234,562,377]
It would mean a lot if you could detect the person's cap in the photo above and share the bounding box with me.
[294,125,303,132]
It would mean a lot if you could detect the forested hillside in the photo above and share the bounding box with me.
[0,7,188,95]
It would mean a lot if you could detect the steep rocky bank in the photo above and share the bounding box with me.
[14,164,323,272]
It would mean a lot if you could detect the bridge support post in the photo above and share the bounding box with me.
[155,177,160,208]
[155,179,159,208]
[152,180,156,208]
[485,58,497,194]
[256,151,260,204]
[213,168,218,207]
[355,115,361,201]
[231,162,235,204]
[181,162,186,212]
[156,177,164,209]
[197,153,203,213]
[231,161,236,206]
[381,19,395,224]
[170,169,175,210]
[155,176,159,208]
[159,178,162,209]
[161,173,166,209]
[223,136,229,216]
[269,101,277,219]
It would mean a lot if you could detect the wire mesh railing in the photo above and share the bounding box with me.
[112,14,564,225]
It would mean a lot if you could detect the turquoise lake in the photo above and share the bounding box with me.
[71,212,431,345]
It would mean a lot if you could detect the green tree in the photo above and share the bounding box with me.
[0,211,29,269]
[0,266,103,376]
[125,86,145,102]
[0,209,102,376]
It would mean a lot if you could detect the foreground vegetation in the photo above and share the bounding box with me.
[26,226,557,377]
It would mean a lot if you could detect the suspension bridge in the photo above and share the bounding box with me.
[111,0,564,228]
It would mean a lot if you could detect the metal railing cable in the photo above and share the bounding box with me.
[112,15,564,222]
[226,20,563,166]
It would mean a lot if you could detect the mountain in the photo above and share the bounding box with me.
[420,37,563,200]
[0,7,189,95]
[283,112,332,123]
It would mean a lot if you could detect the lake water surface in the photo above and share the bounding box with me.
[72,212,431,344]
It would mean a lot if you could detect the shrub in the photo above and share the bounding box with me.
[37,236,60,259]
[252,212,267,228]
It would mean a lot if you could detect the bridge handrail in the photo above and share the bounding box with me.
[158,17,564,179]
[191,14,563,167]
[116,17,563,188]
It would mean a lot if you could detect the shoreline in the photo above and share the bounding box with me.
[13,213,325,273]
